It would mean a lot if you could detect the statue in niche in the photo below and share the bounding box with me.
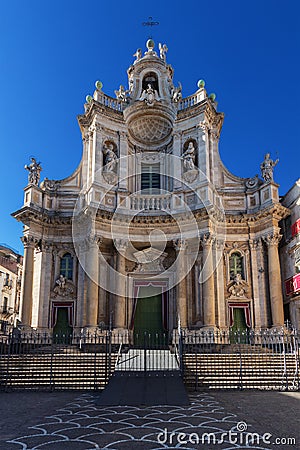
[228,273,248,298]
[260,153,279,182]
[182,141,198,183]
[183,141,196,171]
[133,48,142,63]
[103,143,117,173]
[158,43,168,62]
[139,83,160,106]
[24,157,42,185]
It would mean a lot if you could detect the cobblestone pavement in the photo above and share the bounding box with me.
[4,391,298,450]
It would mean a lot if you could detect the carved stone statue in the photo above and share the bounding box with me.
[52,274,75,298]
[158,43,168,62]
[103,143,117,173]
[24,157,42,185]
[114,85,127,101]
[171,82,182,102]
[139,84,160,106]
[182,142,196,171]
[228,273,248,298]
[260,153,279,182]
[56,274,66,289]
[133,48,142,63]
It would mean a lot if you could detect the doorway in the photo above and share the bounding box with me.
[53,307,73,342]
[133,293,166,346]
[229,307,249,343]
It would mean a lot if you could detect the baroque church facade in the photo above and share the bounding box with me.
[13,40,290,336]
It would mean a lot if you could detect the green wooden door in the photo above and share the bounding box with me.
[230,308,248,343]
[53,308,72,343]
[134,294,164,346]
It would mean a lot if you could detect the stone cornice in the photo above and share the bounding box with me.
[12,206,72,226]
[77,102,125,132]
[226,203,290,225]
[12,201,288,233]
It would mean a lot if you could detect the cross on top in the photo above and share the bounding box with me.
[142,16,159,28]
[142,16,159,38]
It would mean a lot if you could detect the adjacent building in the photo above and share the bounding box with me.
[280,180,300,329]
[0,244,23,333]
[12,40,290,336]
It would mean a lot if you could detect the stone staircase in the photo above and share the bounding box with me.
[0,347,117,390]
[183,352,299,390]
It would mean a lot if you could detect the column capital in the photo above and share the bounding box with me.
[200,233,216,248]
[172,130,182,140]
[118,131,127,140]
[114,238,129,253]
[173,238,187,252]
[21,235,38,249]
[262,233,282,247]
[249,238,262,250]
[197,121,210,132]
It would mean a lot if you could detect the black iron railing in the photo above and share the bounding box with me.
[176,328,299,391]
[0,328,299,391]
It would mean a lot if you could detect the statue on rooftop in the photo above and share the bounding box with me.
[260,153,279,182]
[171,82,182,102]
[158,43,168,62]
[24,157,42,185]
[133,48,142,63]
[114,85,128,101]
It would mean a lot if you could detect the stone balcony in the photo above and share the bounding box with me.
[129,193,172,212]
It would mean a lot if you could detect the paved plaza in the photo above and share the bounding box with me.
[0,389,298,449]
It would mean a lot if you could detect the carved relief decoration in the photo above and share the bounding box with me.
[51,275,76,299]
[129,115,172,145]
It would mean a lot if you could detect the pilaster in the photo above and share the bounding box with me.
[20,235,37,326]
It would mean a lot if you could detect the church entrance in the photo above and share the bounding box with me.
[231,308,248,332]
[133,293,166,347]
[229,303,251,344]
[53,307,73,342]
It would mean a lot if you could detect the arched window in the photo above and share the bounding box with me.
[229,252,244,280]
[60,253,73,280]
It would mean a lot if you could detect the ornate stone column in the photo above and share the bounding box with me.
[114,239,128,328]
[174,238,188,328]
[215,238,226,328]
[249,238,262,329]
[20,236,36,326]
[85,235,99,327]
[37,241,53,328]
[200,233,216,327]
[263,233,285,327]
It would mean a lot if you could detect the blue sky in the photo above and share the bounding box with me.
[1,0,299,254]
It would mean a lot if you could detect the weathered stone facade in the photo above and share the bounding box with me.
[12,40,290,334]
